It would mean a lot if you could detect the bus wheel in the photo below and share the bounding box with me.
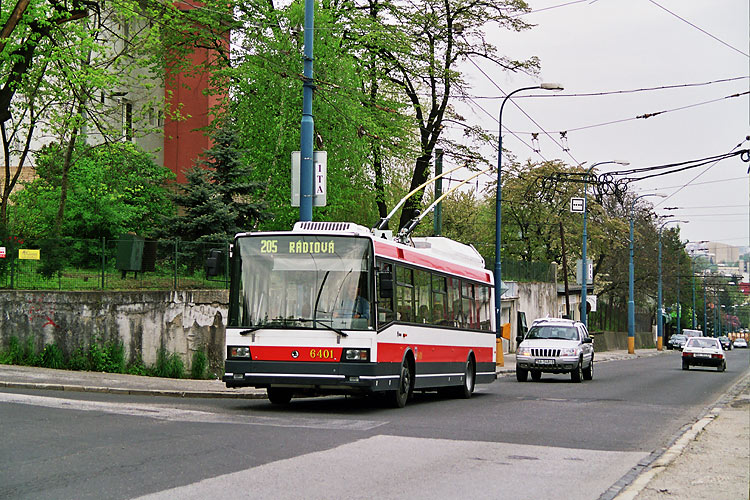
[454,357,476,399]
[267,387,293,405]
[390,359,412,408]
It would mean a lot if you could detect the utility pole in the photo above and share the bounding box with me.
[433,149,443,236]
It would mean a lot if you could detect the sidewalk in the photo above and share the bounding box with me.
[1,348,748,499]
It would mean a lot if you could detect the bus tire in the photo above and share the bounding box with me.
[453,356,476,399]
[390,358,413,408]
[267,387,293,405]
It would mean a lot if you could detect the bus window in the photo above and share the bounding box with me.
[396,266,414,322]
[377,261,395,325]
[477,285,491,331]
[462,282,475,329]
[432,275,448,325]
[415,269,431,323]
[448,277,462,327]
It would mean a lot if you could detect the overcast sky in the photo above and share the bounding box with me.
[455,0,749,250]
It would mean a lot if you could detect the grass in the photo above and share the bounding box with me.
[0,335,210,380]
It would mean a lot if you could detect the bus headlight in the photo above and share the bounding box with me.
[343,348,370,362]
[228,346,251,358]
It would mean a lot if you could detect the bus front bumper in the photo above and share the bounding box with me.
[223,360,400,392]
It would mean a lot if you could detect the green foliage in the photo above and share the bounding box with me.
[159,125,268,242]
[40,344,64,369]
[68,346,89,371]
[190,349,208,380]
[153,347,185,379]
[11,142,175,241]
[21,337,37,366]
[126,356,148,376]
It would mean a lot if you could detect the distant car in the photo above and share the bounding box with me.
[733,338,748,348]
[668,334,688,351]
[682,337,726,372]
[515,318,594,383]
[717,336,733,350]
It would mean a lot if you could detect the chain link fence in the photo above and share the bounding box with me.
[0,237,230,291]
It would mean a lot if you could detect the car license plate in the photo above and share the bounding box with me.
[536,359,555,365]
[695,353,710,358]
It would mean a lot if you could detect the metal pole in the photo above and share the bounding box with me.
[299,0,315,221]
[494,84,561,336]
[628,207,635,353]
[657,229,663,350]
[703,284,707,336]
[677,270,682,335]
[691,265,696,329]
[581,172,588,327]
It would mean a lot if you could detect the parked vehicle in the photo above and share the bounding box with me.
[717,336,733,350]
[515,318,594,383]
[681,337,726,372]
[667,334,686,350]
[733,338,748,348]
[668,334,688,350]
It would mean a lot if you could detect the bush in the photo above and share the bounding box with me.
[190,350,207,380]
[126,356,148,376]
[153,347,185,379]
[40,344,64,369]
[21,337,37,366]
[68,346,89,371]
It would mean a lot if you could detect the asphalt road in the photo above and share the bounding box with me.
[1,349,747,500]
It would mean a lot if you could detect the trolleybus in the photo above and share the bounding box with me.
[223,221,496,407]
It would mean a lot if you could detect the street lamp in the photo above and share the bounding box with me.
[627,193,666,354]
[495,82,563,339]
[657,219,688,350]
[581,160,628,328]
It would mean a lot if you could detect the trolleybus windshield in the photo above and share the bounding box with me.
[230,235,373,331]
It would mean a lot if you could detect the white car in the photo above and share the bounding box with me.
[733,338,748,348]
[515,318,594,383]
[681,337,726,372]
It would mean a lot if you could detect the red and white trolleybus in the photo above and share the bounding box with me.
[223,221,496,407]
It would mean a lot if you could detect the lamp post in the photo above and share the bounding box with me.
[495,83,563,338]
[580,160,628,328]
[657,219,688,350]
[627,193,666,354]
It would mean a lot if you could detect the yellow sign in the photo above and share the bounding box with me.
[19,249,40,260]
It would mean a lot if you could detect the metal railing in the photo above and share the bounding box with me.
[0,237,230,291]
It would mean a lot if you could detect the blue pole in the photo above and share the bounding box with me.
[299,0,315,222]
[581,173,588,327]
[691,268,696,329]
[677,270,682,335]
[657,229,663,350]
[628,211,635,352]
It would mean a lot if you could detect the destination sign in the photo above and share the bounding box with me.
[260,238,336,255]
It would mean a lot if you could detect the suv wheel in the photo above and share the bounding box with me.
[582,358,593,380]
[530,370,542,382]
[571,360,583,383]
[516,368,528,382]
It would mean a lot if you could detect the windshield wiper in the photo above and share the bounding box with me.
[308,318,348,337]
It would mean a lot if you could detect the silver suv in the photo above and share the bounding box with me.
[515,318,594,383]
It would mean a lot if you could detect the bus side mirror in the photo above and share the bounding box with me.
[379,271,393,299]
[205,249,222,277]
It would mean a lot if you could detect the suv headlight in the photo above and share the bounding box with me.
[517,347,532,356]
[560,347,580,356]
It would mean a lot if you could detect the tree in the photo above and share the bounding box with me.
[158,125,268,243]
[353,0,539,230]
[10,142,174,239]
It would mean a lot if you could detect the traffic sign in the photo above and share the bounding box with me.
[570,197,585,213]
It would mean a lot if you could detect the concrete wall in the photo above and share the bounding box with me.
[590,331,654,351]
[0,290,229,372]
[516,282,558,323]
